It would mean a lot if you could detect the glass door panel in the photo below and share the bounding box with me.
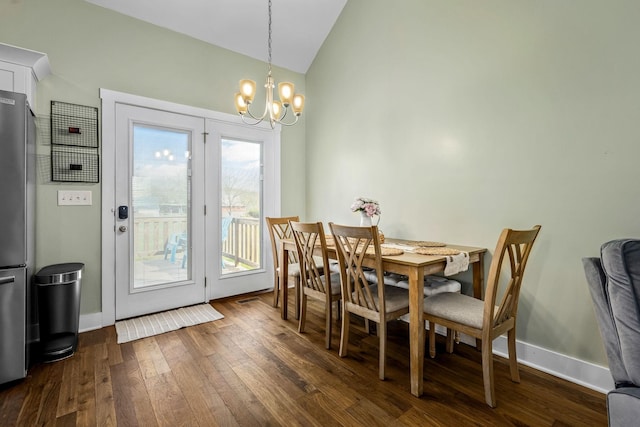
[220,139,262,275]
[132,124,191,288]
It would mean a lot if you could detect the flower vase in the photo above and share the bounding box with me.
[360,212,372,227]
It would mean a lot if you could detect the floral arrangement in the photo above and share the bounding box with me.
[350,197,381,217]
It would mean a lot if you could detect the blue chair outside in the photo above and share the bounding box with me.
[164,232,186,264]
[221,216,233,268]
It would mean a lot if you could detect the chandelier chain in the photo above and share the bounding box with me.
[267,0,272,76]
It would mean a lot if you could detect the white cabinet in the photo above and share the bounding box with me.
[0,43,51,109]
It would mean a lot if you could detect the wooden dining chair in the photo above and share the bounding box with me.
[423,225,541,407]
[329,222,410,380]
[266,216,302,318]
[290,221,342,349]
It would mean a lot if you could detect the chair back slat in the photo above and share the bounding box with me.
[290,221,329,294]
[484,225,541,330]
[330,223,384,314]
[266,216,300,269]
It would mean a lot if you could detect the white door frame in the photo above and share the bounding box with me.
[100,89,281,326]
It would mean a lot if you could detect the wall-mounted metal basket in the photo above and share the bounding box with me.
[50,101,99,183]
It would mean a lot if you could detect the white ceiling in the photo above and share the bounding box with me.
[85,0,347,74]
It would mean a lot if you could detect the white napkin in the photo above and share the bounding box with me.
[444,252,469,276]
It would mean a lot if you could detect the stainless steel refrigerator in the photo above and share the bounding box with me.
[0,89,35,385]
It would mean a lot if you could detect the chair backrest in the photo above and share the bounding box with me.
[266,216,300,270]
[597,239,640,386]
[583,256,632,387]
[290,221,331,295]
[329,222,386,315]
[483,225,541,332]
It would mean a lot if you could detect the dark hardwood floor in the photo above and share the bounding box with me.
[0,291,607,426]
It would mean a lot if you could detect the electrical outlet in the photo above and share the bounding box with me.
[57,190,92,206]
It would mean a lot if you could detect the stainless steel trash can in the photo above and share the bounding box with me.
[34,263,83,362]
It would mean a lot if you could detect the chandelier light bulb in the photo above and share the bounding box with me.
[278,82,294,106]
[239,79,256,103]
[292,94,305,116]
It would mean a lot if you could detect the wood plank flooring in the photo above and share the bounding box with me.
[0,291,607,426]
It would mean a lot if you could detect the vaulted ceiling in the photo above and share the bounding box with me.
[85,0,347,74]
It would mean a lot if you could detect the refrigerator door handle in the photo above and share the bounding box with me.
[0,276,16,286]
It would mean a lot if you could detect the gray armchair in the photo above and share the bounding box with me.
[583,239,640,426]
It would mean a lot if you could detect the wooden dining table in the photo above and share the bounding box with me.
[278,237,487,397]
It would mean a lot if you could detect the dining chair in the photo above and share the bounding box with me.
[423,225,541,407]
[290,221,342,349]
[329,222,410,380]
[266,216,303,318]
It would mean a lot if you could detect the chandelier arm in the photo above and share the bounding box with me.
[275,114,300,127]
[240,114,266,126]
[243,104,269,122]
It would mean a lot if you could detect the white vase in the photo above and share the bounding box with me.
[360,211,372,227]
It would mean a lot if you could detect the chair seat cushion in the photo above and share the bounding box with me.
[395,276,461,297]
[321,272,342,295]
[365,285,410,313]
[278,257,325,278]
[278,262,302,277]
[424,292,485,329]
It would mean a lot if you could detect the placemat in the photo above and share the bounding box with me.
[346,245,404,256]
[405,240,446,247]
[414,247,460,256]
[363,246,404,256]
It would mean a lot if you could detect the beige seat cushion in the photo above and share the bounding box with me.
[321,272,343,295]
[423,292,485,329]
[277,262,302,277]
[277,257,325,278]
[362,285,410,313]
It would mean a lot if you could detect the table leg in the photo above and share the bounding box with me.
[472,251,485,349]
[409,266,425,397]
[472,251,485,300]
[280,241,289,320]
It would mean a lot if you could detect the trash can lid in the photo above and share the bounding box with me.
[35,263,84,284]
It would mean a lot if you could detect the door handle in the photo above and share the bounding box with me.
[0,276,16,286]
[119,225,127,232]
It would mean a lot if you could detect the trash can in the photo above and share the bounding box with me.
[34,263,84,362]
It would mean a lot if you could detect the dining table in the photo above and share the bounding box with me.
[278,236,487,398]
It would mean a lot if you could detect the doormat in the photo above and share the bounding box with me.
[115,304,224,344]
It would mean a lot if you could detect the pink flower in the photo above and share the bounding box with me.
[351,197,381,217]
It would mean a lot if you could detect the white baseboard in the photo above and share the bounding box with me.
[492,335,614,394]
[400,315,613,394]
[79,312,103,333]
[81,310,613,393]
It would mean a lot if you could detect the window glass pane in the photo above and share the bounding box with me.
[220,139,262,275]
[132,124,191,288]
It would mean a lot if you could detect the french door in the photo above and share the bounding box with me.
[103,89,279,324]
[114,104,206,320]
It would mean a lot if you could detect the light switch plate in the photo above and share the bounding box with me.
[58,190,92,206]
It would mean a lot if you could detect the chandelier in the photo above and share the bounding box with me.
[234,0,305,128]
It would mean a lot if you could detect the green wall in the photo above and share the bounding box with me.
[306,0,640,366]
[0,0,306,315]
[4,0,639,371]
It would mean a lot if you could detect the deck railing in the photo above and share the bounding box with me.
[133,216,261,268]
